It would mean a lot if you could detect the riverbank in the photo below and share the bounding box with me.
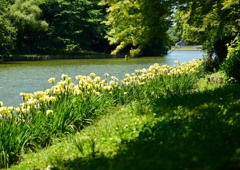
[10,62,240,170]
[0,51,205,107]
[1,46,202,62]
[171,45,202,51]
[3,53,125,61]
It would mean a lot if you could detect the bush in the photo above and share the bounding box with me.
[220,35,240,82]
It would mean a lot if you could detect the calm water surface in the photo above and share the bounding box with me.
[0,51,205,106]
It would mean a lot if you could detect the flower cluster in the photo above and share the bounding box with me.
[0,59,204,119]
[122,59,203,86]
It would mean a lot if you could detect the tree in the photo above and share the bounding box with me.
[100,0,173,57]
[220,34,240,82]
[0,0,16,60]
[38,0,107,54]
[9,0,48,53]
[175,0,240,64]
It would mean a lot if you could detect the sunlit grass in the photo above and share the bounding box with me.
[12,83,240,170]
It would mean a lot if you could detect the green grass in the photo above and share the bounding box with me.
[1,59,240,169]
[11,104,156,169]
[10,69,240,170]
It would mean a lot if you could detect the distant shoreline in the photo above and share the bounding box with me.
[2,46,202,62]
[3,53,125,62]
[170,45,202,51]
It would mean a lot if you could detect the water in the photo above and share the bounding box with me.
[0,51,205,106]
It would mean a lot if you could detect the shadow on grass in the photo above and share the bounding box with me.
[52,84,240,170]
[153,83,240,112]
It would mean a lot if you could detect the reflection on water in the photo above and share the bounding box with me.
[0,51,205,106]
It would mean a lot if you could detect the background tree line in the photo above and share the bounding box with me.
[0,0,239,65]
[0,0,108,59]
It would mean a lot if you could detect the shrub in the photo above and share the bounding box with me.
[220,35,240,82]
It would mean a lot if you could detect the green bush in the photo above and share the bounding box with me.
[220,35,240,82]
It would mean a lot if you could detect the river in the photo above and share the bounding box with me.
[0,51,205,106]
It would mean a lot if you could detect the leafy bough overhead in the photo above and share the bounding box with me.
[100,0,173,57]
[174,0,240,63]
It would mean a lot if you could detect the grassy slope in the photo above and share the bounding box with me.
[11,75,240,170]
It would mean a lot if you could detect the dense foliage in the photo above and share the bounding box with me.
[37,0,107,54]
[0,0,16,60]
[220,35,240,82]
[0,0,107,60]
[0,0,239,60]
[174,0,240,64]
[100,0,173,57]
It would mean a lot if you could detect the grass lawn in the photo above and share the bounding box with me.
[0,59,239,170]
[10,70,240,170]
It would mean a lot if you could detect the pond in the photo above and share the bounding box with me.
[0,50,205,106]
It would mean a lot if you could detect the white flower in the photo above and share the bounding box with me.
[0,101,3,107]
[46,110,53,116]
[104,73,109,77]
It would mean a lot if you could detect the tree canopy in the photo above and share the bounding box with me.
[175,0,240,62]
[0,0,239,60]
[100,0,173,57]
[38,0,106,53]
[0,0,107,59]
[0,0,16,59]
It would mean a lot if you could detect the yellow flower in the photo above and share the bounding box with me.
[103,85,112,90]
[14,107,21,113]
[52,86,61,95]
[109,80,116,87]
[0,106,11,117]
[111,76,118,81]
[94,76,101,83]
[45,89,51,94]
[90,72,97,78]
[125,73,131,78]
[26,99,37,107]
[94,91,101,96]
[94,84,100,89]
[76,75,83,80]
[86,76,93,83]
[8,106,14,112]
[61,74,68,79]
[66,77,72,84]
[20,93,33,101]
[87,84,93,90]
[48,77,55,84]
[34,91,47,99]
[57,81,65,88]
[74,89,82,96]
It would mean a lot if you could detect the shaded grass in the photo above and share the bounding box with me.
[51,84,240,170]
[12,83,240,170]
[11,104,156,169]
[6,61,240,169]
